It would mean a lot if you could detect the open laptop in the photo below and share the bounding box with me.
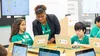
[75,48,96,56]
[28,34,49,53]
[55,34,72,49]
[89,38,100,53]
[33,34,49,48]
[12,43,28,56]
[39,48,60,56]
[8,41,22,53]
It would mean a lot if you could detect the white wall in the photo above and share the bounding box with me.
[26,0,68,40]
[0,27,11,45]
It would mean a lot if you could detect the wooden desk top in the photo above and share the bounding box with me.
[8,43,100,56]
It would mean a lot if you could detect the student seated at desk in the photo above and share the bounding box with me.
[9,18,33,46]
[71,22,89,45]
[90,16,100,38]
[0,44,7,56]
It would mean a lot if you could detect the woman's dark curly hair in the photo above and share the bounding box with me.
[34,5,47,15]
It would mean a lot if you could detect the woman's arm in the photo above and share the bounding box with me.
[53,15,60,34]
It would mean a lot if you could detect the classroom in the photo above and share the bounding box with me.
[0,0,100,56]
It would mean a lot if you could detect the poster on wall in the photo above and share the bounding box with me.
[67,1,79,26]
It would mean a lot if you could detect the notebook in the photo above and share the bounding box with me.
[75,48,96,56]
[89,38,100,53]
[12,43,28,56]
[39,48,60,56]
[55,34,72,49]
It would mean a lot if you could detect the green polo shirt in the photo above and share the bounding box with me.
[71,35,89,44]
[11,32,33,46]
[90,24,100,38]
[41,22,51,40]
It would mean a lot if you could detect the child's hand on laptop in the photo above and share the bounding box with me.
[72,41,80,48]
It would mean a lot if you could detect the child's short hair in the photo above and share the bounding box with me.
[94,16,100,24]
[74,22,86,33]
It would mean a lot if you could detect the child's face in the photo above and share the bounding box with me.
[96,22,100,28]
[19,21,26,32]
[75,29,84,37]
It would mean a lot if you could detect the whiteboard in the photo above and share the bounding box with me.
[83,0,100,13]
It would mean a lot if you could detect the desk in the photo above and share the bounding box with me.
[8,44,100,56]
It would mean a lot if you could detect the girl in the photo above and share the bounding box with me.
[9,18,33,46]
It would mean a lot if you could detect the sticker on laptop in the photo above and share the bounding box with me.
[59,39,67,44]
[93,42,100,47]
[37,39,45,44]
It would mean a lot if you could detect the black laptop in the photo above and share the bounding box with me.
[39,48,60,56]
[75,48,96,56]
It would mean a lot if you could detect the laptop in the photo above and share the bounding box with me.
[75,48,96,56]
[8,41,22,53]
[55,34,72,49]
[28,34,49,53]
[12,43,28,56]
[39,48,60,56]
[89,38,100,53]
[33,34,49,48]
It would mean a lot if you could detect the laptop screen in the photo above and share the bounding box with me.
[75,48,96,56]
[12,43,28,56]
[39,48,60,56]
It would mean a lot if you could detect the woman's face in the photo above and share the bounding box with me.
[75,29,84,37]
[36,13,46,23]
[19,21,26,32]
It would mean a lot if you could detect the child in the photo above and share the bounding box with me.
[90,16,100,38]
[0,44,7,56]
[71,22,89,44]
[9,18,33,46]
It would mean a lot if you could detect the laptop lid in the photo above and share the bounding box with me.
[33,34,49,47]
[8,41,22,52]
[75,48,96,56]
[55,34,72,48]
[89,38,100,53]
[39,48,60,56]
[12,43,28,56]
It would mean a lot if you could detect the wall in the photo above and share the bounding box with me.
[0,26,11,45]
[68,0,95,26]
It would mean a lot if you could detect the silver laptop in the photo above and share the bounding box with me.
[28,34,49,53]
[55,34,72,49]
[89,38,100,53]
[33,34,49,48]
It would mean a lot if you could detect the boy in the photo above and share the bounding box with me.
[71,22,89,44]
[90,16,100,38]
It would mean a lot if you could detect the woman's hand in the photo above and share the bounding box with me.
[48,38,55,44]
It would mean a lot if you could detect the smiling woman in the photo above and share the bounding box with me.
[32,5,61,44]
